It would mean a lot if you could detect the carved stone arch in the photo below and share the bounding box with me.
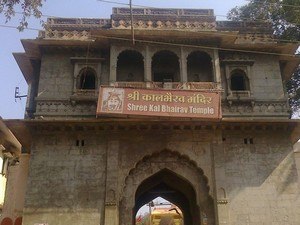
[150,48,180,60]
[116,49,145,81]
[76,66,97,89]
[185,48,214,60]
[229,68,250,91]
[186,50,214,82]
[116,47,146,60]
[151,50,181,82]
[119,149,215,225]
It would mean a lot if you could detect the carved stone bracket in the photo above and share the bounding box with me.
[217,199,229,205]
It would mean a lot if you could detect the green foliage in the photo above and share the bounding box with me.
[228,0,300,116]
[228,0,300,40]
[286,65,300,117]
[0,0,45,30]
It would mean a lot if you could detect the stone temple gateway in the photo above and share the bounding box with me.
[2,7,300,225]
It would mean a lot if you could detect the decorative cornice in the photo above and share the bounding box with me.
[44,30,92,40]
[111,19,216,30]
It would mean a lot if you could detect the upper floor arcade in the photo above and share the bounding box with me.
[109,45,219,90]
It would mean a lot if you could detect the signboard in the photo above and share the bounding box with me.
[97,87,221,119]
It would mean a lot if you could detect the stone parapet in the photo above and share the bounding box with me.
[217,21,273,34]
[47,18,111,29]
[33,98,289,118]
[42,8,273,35]
[222,100,290,118]
[112,8,214,16]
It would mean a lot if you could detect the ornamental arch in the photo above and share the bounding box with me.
[119,150,215,225]
[116,50,144,82]
[151,50,180,82]
[77,67,97,90]
[187,51,213,82]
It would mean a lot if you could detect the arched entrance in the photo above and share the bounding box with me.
[120,150,215,225]
[134,169,199,225]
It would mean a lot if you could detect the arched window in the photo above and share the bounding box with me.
[117,50,144,81]
[152,50,180,82]
[187,51,213,82]
[77,67,96,90]
[230,69,249,91]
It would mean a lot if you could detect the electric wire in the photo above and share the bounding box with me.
[0,23,299,58]
[88,33,299,58]
[2,20,299,45]
[2,0,300,26]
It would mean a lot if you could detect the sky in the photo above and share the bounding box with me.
[0,0,248,119]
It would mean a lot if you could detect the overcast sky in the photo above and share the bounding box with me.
[0,0,247,119]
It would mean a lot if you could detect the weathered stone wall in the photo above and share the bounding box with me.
[22,127,217,225]
[1,154,29,221]
[21,126,300,225]
[251,55,285,100]
[38,52,74,99]
[23,131,107,225]
[215,130,300,225]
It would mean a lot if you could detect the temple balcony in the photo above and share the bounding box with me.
[113,81,218,90]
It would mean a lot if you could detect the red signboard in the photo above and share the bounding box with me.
[97,87,221,119]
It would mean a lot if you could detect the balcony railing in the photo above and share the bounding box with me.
[228,90,251,98]
[113,82,218,90]
[114,82,147,88]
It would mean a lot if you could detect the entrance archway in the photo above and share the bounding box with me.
[120,150,215,225]
[134,169,198,225]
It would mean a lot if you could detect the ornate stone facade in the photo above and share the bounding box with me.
[5,7,300,225]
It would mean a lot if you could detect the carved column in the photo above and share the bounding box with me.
[144,46,152,85]
[104,141,119,225]
[213,49,222,89]
[110,45,118,85]
[180,47,188,82]
[212,140,229,225]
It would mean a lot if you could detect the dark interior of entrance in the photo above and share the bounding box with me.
[134,169,200,225]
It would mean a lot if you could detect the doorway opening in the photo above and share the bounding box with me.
[136,197,183,225]
[133,169,200,225]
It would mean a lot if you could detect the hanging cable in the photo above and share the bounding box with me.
[129,0,135,45]
[0,23,298,57]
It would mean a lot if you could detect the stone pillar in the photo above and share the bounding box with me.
[144,46,152,84]
[213,49,222,89]
[104,141,119,225]
[110,46,118,85]
[294,142,300,186]
[212,141,229,225]
[2,154,30,221]
[180,47,188,82]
